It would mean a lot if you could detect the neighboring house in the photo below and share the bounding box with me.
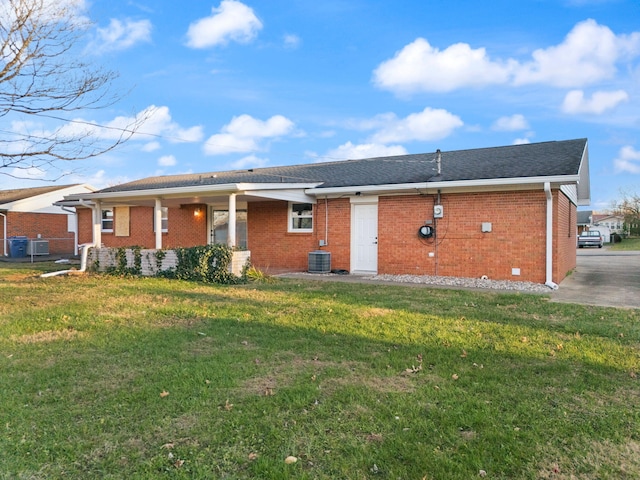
[60,139,590,286]
[0,184,95,257]
[577,210,592,235]
[592,213,626,235]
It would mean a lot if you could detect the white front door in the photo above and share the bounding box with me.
[351,202,378,274]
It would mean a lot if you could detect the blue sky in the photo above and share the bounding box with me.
[4,0,640,211]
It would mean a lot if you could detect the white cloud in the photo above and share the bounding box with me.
[514,20,640,87]
[157,155,177,167]
[48,105,203,147]
[323,142,408,161]
[373,19,640,94]
[135,106,204,143]
[492,114,529,131]
[230,155,269,169]
[141,141,161,152]
[561,89,629,114]
[283,34,301,49]
[513,138,532,145]
[186,0,262,48]
[369,108,464,143]
[373,38,513,94]
[8,166,46,180]
[614,145,640,174]
[204,114,295,155]
[90,18,152,53]
[66,169,130,189]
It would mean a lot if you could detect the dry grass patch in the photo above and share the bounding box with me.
[11,328,85,344]
[537,440,640,479]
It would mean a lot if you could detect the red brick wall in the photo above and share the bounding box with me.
[2,212,75,255]
[378,191,549,282]
[76,205,207,249]
[554,191,577,283]
[77,208,93,245]
[378,195,436,274]
[315,198,351,271]
[247,201,315,273]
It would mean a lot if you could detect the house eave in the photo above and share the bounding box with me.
[63,182,321,202]
[306,175,581,197]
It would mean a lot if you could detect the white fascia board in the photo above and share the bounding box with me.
[307,182,429,197]
[65,183,242,201]
[246,189,316,203]
[306,175,581,197]
[63,182,321,202]
[237,182,322,191]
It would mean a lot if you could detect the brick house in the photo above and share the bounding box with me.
[60,139,590,286]
[0,184,95,257]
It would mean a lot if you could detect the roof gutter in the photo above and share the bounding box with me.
[64,182,322,202]
[544,182,559,290]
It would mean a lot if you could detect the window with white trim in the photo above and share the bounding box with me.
[154,207,169,233]
[289,202,313,232]
[101,208,113,232]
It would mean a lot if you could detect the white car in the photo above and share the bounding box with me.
[578,231,604,248]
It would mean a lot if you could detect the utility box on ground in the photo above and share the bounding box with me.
[27,240,50,256]
[308,251,331,273]
[8,236,28,258]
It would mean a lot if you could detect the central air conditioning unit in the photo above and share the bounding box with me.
[27,239,50,255]
[308,251,331,273]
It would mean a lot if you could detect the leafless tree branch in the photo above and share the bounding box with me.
[0,0,144,182]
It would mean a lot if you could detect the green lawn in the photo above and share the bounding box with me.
[609,237,640,251]
[1,264,639,479]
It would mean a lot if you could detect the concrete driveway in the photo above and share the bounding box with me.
[550,248,640,309]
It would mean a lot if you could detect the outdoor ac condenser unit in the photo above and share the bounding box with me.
[308,251,331,273]
[27,240,49,255]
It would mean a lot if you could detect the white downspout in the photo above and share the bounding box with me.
[93,201,102,248]
[155,198,163,249]
[228,193,236,248]
[40,243,94,278]
[0,212,6,256]
[544,182,559,290]
[41,200,97,277]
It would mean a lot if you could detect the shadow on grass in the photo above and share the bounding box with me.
[2,274,640,478]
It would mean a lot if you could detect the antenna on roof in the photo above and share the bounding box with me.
[436,149,441,175]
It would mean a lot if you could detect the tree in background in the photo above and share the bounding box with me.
[0,0,143,182]
[612,190,640,236]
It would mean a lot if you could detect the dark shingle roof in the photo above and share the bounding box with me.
[577,210,592,225]
[97,139,587,194]
[0,184,78,205]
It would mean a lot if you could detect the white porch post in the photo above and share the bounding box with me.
[93,201,102,247]
[154,198,163,249]
[228,193,236,248]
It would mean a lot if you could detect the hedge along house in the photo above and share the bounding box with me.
[0,184,95,257]
[60,139,590,286]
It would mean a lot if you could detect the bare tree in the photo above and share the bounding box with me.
[0,0,143,181]
[612,190,640,236]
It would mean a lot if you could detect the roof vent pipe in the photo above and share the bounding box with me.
[436,149,441,175]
